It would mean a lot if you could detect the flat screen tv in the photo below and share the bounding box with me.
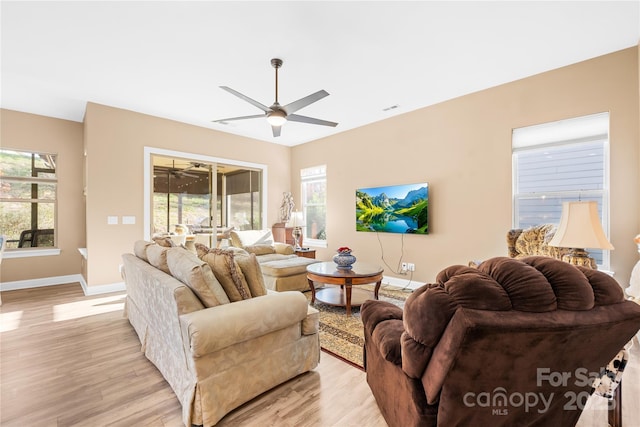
[356,183,429,234]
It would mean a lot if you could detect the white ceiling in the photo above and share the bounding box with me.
[2,1,639,147]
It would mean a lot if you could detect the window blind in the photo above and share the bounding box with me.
[512,112,610,268]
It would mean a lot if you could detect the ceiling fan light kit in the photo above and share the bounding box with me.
[266,108,287,126]
[214,58,338,137]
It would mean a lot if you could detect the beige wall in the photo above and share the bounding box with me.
[292,47,640,287]
[83,103,291,287]
[0,109,85,282]
[3,47,638,290]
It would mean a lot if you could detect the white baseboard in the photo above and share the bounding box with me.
[1,274,126,296]
[2,273,409,296]
[81,280,126,295]
[382,275,423,291]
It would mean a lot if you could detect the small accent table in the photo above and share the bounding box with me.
[295,248,316,259]
[306,262,384,316]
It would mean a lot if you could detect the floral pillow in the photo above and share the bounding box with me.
[195,244,252,302]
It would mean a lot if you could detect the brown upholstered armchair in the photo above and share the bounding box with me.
[362,256,640,427]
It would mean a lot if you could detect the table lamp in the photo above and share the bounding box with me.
[290,211,304,250]
[548,201,614,269]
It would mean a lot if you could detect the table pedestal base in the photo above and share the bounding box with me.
[314,287,374,315]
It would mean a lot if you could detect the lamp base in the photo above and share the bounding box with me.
[561,248,597,270]
[292,226,303,250]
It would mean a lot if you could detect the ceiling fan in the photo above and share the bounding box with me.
[154,161,208,179]
[213,58,338,137]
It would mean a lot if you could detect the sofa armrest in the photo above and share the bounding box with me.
[274,242,295,255]
[180,291,309,357]
[303,305,319,335]
[361,300,403,335]
[362,300,404,365]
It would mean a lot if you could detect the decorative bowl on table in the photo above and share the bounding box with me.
[333,246,356,269]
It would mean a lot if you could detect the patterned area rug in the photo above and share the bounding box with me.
[304,284,410,369]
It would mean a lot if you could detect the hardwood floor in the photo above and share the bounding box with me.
[1,283,638,427]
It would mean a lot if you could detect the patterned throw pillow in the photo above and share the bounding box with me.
[153,236,175,248]
[195,243,252,302]
[592,349,628,399]
[234,252,267,297]
[133,240,154,262]
[514,224,556,257]
[146,244,171,274]
[166,248,230,307]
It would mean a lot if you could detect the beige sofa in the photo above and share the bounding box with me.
[229,229,319,292]
[122,242,320,427]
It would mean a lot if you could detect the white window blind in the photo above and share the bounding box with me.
[512,112,610,269]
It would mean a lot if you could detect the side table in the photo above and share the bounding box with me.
[295,248,316,259]
[306,262,383,315]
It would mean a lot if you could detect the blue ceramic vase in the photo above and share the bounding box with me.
[333,251,356,269]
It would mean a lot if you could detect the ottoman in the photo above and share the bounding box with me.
[260,256,320,292]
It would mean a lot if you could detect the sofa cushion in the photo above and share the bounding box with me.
[166,247,230,307]
[147,244,171,274]
[234,253,267,297]
[478,257,557,312]
[260,256,318,277]
[133,240,154,262]
[196,244,252,302]
[253,253,297,263]
[244,244,276,256]
[521,256,594,310]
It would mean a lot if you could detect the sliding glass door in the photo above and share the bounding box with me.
[224,169,262,231]
[151,154,262,236]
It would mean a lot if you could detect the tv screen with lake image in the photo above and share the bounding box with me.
[356,183,429,234]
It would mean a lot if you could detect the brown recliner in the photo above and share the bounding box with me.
[362,256,640,427]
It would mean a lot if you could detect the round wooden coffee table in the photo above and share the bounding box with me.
[306,262,384,315]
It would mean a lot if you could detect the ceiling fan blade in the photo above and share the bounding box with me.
[287,114,338,127]
[179,172,199,178]
[283,90,329,114]
[272,125,282,137]
[212,114,265,123]
[282,90,329,114]
[220,86,270,112]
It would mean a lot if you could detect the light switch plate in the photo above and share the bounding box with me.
[107,216,118,225]
[122,216,136,225]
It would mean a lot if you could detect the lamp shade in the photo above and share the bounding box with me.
[548,201,614,250]
[290,211,304,227]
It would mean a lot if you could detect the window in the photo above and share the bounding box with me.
[224,169,262,231]
[301,165,327,246]
[512,113,610,268]
[149,151,264,239]
[0,149,57,250]
[152,157,214,234]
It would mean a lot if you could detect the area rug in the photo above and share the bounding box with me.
[304,284,411,369]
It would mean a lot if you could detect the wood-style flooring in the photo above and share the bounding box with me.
[1,283,638,427]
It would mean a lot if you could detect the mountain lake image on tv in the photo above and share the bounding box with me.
[356,183,428,234]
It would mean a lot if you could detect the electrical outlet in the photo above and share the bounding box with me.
[407,263,415,272]
[401,262,408,273]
